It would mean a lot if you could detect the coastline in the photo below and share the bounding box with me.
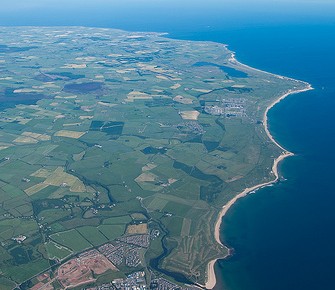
[204,82,313,289]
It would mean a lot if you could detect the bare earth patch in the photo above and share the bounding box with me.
[173,95,193,104]
[179,110,200,120]
[57,250,117,288]
[135,172,158,183]
[126,223,148,234]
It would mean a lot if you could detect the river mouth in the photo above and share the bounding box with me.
[149,236,195,285]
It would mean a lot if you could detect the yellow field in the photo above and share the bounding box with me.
[69,179,86,192]
[156,75,170,80]
[14,131,51,144]
[135,172,157,183]
[79,116,93,120]
[232,84,246,88]
[173,95,193,104]
[179,110,200,120]
[25,183,49,196]
[97,101,117,107]
[170,83,181,90]
[126,91,152,102]
[54,130,86,139]
[55,95,77,99]
[27,167,86,195]
[142,163,157,171]
[126,223,148,234]
[63,123,82,127]
[191,88,212,93]
[13,88,43,93]
[17,118,31,125]
[61,63,87,69]
[72,151,85,161]
[44,167,86,192]
[30,168,53,178]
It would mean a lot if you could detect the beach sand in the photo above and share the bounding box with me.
[203,77,313,289]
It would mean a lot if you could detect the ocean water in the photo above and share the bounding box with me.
[201,25,335,290]
[163,21,335,290]
[1,2,335,289]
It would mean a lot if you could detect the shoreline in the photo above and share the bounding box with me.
[204,82,313,289]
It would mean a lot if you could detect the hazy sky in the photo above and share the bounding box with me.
[0,0,333,29]
[1,0,335,9]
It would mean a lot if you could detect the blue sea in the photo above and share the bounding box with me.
[1,1,335,289]
[169,22,335,289]
[211,28,335,290]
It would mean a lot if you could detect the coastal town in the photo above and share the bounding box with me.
[204,98,246,118]
[98,233,150,267]
[32,236,201,290]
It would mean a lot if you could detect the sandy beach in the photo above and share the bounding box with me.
[204,81,313,289]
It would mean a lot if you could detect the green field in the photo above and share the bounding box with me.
[76,226,109,246]
[0,26,309,287]
[98,224,126,241]
[102,215,132,225]
[1,258,50,284]
[50,229,92,252]
[45,241,73,260]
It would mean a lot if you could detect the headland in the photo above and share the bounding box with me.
[204,82,313,289]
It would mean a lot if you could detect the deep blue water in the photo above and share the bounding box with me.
[213,25,335,290]
[195,25,335,290]
[165,22,335,290]
[1,2,335,289]
[167,21,335,290]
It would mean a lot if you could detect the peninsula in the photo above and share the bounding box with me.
[0,27,311,290]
